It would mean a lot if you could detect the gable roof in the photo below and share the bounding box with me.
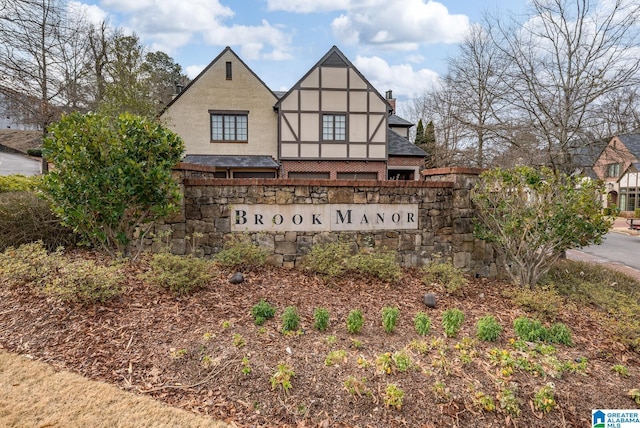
[161,46,279,114]
[387,129,426,157]
[274,46,391,112]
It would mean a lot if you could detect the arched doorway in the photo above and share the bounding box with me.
[608,190,618,207]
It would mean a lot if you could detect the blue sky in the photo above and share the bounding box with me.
[75,0,528,101]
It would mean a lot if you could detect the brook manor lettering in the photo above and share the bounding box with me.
[231,204,419,232]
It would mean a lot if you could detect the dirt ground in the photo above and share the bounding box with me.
[0,255,638,428]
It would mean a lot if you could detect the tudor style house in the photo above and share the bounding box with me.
[160,46,426,180]
[593,133,640,212]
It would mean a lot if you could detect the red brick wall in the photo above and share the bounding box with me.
[280,160,386,180]
[387,156,424,167]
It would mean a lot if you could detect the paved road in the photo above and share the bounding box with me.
[0,152,41,176]
[576,232,640,271]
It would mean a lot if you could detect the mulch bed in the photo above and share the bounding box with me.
[0,252,638,427]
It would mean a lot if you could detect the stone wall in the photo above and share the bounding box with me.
[146,166,502,278]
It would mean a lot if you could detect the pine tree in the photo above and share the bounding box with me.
[415,119,426,146]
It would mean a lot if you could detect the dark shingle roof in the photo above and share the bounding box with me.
[183,155,280,169]
[388,114,413,127]
[618,134,640,156]
[387,129,426,157]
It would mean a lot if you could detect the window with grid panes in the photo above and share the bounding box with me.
[322,114,346,141]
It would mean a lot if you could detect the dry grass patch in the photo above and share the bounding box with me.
[0,351,229,428]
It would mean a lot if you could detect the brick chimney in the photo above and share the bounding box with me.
[385,90,396,114]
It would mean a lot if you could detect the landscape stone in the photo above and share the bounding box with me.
[229,272,244,284]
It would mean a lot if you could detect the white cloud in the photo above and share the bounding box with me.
[68,1,108,26]
[332,0,469,49]
[354,55,439,98]
[186,65,206,80]
[93,0,292,59]
[266,0,349,13]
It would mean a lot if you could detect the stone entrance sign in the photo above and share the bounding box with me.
[231,204,419,232]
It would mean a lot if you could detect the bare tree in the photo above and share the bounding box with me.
[0,0,89,130]
[493,0,640,172]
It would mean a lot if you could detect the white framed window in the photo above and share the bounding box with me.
[607,163,620,178]
[322,114,346,141]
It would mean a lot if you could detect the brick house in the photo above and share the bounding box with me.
[160,46,426,179]
[593,133,640,212]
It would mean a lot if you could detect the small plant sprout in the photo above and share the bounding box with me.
[442,308,465,337]
[629,389,640,405]
[383,384,404,410]
[233,333,246,348]
[344,376,369,397]
[376,352,394,374]
[432,381,452,402]
[392,351,413,372]
[270,362,295,394]
[476,315,502,342]
[170,348,187,359]
[533,383,556,414]
[408,339,429,355]
[221,320,231,329]
[414,312,432,336]
[357,355,370,369]
[473,391,496,412]
[241,356,252,375]
[313,307,330,331]
[325,349,347,367]
[350,338,363,349]
[347,309,364,334]
[202,331,214,341]
[612,364,630,377]
[326,335,337,346]
[382,306,400,333]
[251,299,276,326]
[281,306,301,332]
[201,355,214,368]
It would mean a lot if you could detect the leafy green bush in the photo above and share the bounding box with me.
[213,235,268,270]
[381,306,399,333]
[0,191,77,251]
[442,308,465,337]
[347,309,364,334]
[299,241,352,279]
[347,248,402,282]
[476,315,502,342]
[281,306,301,332]
[0,241,56,288]
[144,252,212,295]
[548,322,573,346]
[27,148,42,157]
[414,312,432,336]
[43,112,184,259]
[505,286,563,320]
[0,175,42,193]
[252,299,276,326]
[313,307,330,331]
[43,259,123,303]
[422,256,468,294]
[513,317,548,342]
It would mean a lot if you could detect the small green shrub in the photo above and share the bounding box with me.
[629,389,640,405]
[513,317,548,342]
[325,349,347,366]
[44,259,123,303]
[0,174,42,193]
[422,256,468,294]
[344,376,369,397]
[476,315,502,342]
[497,382,521,417]
[611,364,629,377]
[214,235,267,270]
[270,362,295,394]
[252,299,276,326]
[281,306,301,332]
[533,383,556,414]
[383,384,404,410]
[0,191,77,251]
[27,148,43,157]
[313,307,330,331]
[506,286,563,320]
[347,309,364,334]
[548,322,573,346]
[0,241,55,288]
[381,306,400,333]
[442,308,465,337]
[145,253,212,295]
[299,241,352,279]
[414,312,432,336]
[392,350,413,372]
[347,248,402,282]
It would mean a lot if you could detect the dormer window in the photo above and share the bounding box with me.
[607,163,620,178]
